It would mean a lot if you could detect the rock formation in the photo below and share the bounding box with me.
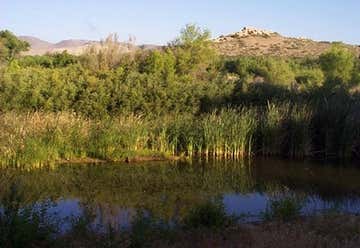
[215,27,277,42]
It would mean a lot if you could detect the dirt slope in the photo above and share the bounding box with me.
[213,27,360,58]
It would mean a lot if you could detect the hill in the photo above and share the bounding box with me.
[18,36,52,50]
[213,27,360,58]
[18,36,158,55]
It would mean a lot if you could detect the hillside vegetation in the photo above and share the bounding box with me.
[0,25,360,166]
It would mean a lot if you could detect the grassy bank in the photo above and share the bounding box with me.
[0,110,256,167]
[1,97,359,167]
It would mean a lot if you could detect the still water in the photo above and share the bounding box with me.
[1,158,360,231]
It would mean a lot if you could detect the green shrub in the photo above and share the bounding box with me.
[263,195,303,222]
[183,201,232,230]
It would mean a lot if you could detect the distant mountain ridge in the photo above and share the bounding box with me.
[52,39,94,48]
[18,36,53,50]
[18,36,159,55]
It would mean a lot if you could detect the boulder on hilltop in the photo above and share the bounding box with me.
[215,27,277,42]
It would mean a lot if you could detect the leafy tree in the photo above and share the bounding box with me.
[140,49,176,81]
[0,30,29,62]
[261,57,295,86]
[225,57,296,87]
[319,44,355,87]
[170,24,216,77]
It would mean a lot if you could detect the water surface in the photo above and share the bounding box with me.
[1,158,360,231]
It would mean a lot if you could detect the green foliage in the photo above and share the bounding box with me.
[171,24,216,76]
[261,57,296,86]
[201,108,256,158]
[319,44,356,87]
[16,51,79,68]
[140,49,176,81]
[183,201,231,230]
[263,195,303,222]
[295,67,325,90]
[225,57,296,86]
[0,111,258,167]
[0,30,29,62]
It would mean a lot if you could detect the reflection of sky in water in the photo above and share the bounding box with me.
[46,199,135,232]
[304,196,360,214]
[224,193,269,221]
[39,192,360,231]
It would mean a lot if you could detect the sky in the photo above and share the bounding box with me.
[1,0,360,45]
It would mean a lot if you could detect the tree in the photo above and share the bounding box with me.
[170,24,216,76]
[295,68,324,90]
[0,30,29,62]
[261,58,295,86]
[319,44,355,87]
[140,49,176,81]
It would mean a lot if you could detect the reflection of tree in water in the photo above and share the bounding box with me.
[94,202,134,231]
[1,159,360,231]
[0,181,59,247]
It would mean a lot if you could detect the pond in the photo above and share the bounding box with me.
[1,158,360,232]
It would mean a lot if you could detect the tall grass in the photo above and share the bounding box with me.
[310,92,360,159]
[0,112,89,167]
[0,110,257,167]
[201,109,256,159]
[259,102,313,159]
[0,97,359,167]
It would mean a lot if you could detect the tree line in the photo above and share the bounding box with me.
[0,25,359,117]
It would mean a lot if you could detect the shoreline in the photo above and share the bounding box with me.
[52,213,360,247]
[56,155,182,165]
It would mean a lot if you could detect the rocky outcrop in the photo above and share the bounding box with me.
[215,27,277,42]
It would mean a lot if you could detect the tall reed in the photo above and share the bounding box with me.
[201,108,256,159]
[259,102,312,159]
[1,98,359,168]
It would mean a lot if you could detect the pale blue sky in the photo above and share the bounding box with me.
[1,0,360,45]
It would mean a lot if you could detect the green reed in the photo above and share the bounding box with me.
[0,97,359,168]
